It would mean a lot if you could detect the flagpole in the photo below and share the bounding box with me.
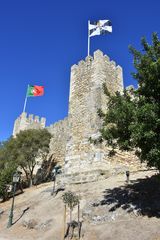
[88,20,90,56]
[23,85,28,113]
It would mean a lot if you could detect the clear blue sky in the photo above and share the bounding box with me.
[0,0,159,141]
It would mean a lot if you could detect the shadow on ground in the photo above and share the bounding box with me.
[93,174,160,218]
[12,207,30,225]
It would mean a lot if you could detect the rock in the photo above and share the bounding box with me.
[36,219,53,230]
[22,219,38,229]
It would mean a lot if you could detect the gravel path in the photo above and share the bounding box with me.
[0,170,160,240]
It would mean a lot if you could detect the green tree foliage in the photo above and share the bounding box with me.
[0,141,17,201]
[62,191,79,222]
[1,129,52,187]
[98,86,135,152]
[99,33,160,170]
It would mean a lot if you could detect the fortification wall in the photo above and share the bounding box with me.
[12,50,143,184]
[47,117,69,165]
[13,112,46,136]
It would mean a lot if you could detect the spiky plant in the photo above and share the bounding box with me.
[62,191,79,222]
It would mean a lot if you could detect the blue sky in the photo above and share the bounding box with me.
[0,0,159,141]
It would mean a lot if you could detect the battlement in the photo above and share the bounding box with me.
[71,50,121,71]
[13,112,46,136]
[12,50,127,183]
[69,49,124,107]
[18,112,45,123]
[69,50,123,100]
[47,117,69,134]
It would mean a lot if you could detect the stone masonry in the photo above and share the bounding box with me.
[13,50,142,184]
[47,117,69,165]
[64,50,123,178]
[13,112,46,136]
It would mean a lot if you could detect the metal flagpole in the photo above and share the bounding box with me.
[23,85,29,112]
[88,20,90,56]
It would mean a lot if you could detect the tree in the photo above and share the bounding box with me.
[97,86,135,153]
[62,191,79,223]
[99,33,160,170]
[5,129,52,186]
[0,141,17,201]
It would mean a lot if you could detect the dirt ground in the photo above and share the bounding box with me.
[0,169,160,240]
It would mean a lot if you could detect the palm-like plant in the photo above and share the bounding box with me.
[62,191,79,223]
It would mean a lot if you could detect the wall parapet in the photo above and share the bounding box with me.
[13,112,46,136]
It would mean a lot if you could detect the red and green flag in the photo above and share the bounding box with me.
[23,84,44,112]
[27,85,44,97]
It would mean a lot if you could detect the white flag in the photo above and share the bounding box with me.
[89,20,112,37]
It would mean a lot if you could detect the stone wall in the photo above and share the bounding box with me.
[47,117,69,165]
[13,112,46,136]
[13,50,143,184]
[64,50,124,176]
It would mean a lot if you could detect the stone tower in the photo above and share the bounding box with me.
[64,50,124,180]
[13,112,46,136]
[12,50,131,183]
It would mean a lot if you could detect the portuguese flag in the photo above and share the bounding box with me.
[27,85,44,97]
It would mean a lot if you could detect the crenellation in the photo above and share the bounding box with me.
[110,60,116,67]
[93,49,104,59]
[116,65,122,71]
[78,60,85,66]
[34,116,39,123]
[12,49,138,184]
[13,112,46,136]
[85,55,93,62]
[71,64,78,71]
[40,117,46,127]
[21,112,27,119]
[104,54,110,62]
[28,114,34,122]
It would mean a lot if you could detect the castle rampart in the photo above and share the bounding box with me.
[13,112,46,136]
[47,117,69,165]
[13,50,141,184]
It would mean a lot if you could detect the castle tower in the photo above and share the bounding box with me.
[11,50,140,184]
[64,50,124,181]
[13,112,46,136]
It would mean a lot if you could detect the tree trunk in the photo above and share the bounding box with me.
[29,167,35,187]
[21,166,29,181]
[78,203,80,239]
[78,203,80,224]
[62,204,66,240]
[30,177,33,187]
[70,208,72,223]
